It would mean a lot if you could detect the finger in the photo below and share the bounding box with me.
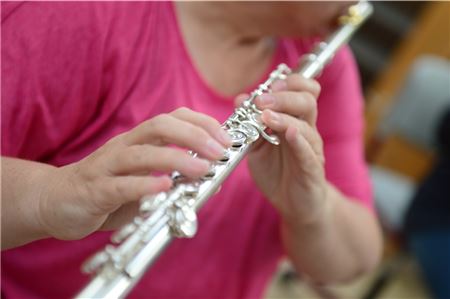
[270,79,288,92]
[124,114,226,160]
[256,91,318,125]
[171,107,231,147]
[283,74,321,97]
[234,93,250,107]
[108,144,211,177]
[261,109,323,156]
[96,175,172,212]
[284,126,324,175]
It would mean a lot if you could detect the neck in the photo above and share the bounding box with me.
[174,2,276,97]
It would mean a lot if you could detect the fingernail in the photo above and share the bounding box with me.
[259,94,275,106]
[206,139,225,157]
[271,80,287,92]
[218,129,232,146]
[193,158,210,171]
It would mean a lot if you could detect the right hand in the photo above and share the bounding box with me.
[37,107,231,240]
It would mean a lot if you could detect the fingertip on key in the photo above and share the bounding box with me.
[190,158,211,176]
[206,139,226,159]
[218,129,232,147]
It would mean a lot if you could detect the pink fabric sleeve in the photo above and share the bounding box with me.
[316,46,373,211]
[1,2,105,161]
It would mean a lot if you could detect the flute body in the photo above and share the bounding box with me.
[76,2,373,298]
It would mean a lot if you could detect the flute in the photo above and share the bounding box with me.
[76,2,373,298]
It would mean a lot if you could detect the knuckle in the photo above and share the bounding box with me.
[150,113,170,129]
[298,119,309,132]
[114,180,130,200]
[186,125,207,140]
[303,93,317,111]
[145,114,172,139]
[128,146,146,165]
[173,107,191,116]
[288,73,303,85]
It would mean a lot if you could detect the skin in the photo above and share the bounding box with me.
[2,1,381,285]
[2,109,232,244]
[176,2,382,283]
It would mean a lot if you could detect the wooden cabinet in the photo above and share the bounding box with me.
[363,2,450,181]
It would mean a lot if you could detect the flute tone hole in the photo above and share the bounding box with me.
[202,168,216,180]
[231,142,244,148]
[219,152,231,163]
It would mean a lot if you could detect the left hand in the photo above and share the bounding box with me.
[235,74,329,226]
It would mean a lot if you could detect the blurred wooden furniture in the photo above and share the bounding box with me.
[365,1,450,181]
[361,3,449,299]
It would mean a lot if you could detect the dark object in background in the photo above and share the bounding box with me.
[404,108,450,234]
[404,107,450,299]
[437,108,450,156]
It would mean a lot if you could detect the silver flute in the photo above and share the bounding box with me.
[76,2,373,298]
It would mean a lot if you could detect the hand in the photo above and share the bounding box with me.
[235,74,329,225]
[37,108,231,240]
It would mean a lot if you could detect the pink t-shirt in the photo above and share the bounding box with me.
[1,2,372,299]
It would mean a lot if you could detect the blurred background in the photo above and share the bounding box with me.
[266,2,450,299]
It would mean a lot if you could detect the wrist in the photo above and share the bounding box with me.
[30,163,61,241]
[9,159,58,244]
[35,164,83,240]
[281,182,334,232]
[1,158,72,249]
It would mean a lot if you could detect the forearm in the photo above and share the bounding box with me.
[1,157,53,249]
[281,183,382,284]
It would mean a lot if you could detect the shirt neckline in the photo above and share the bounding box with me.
[169,2,283,103]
